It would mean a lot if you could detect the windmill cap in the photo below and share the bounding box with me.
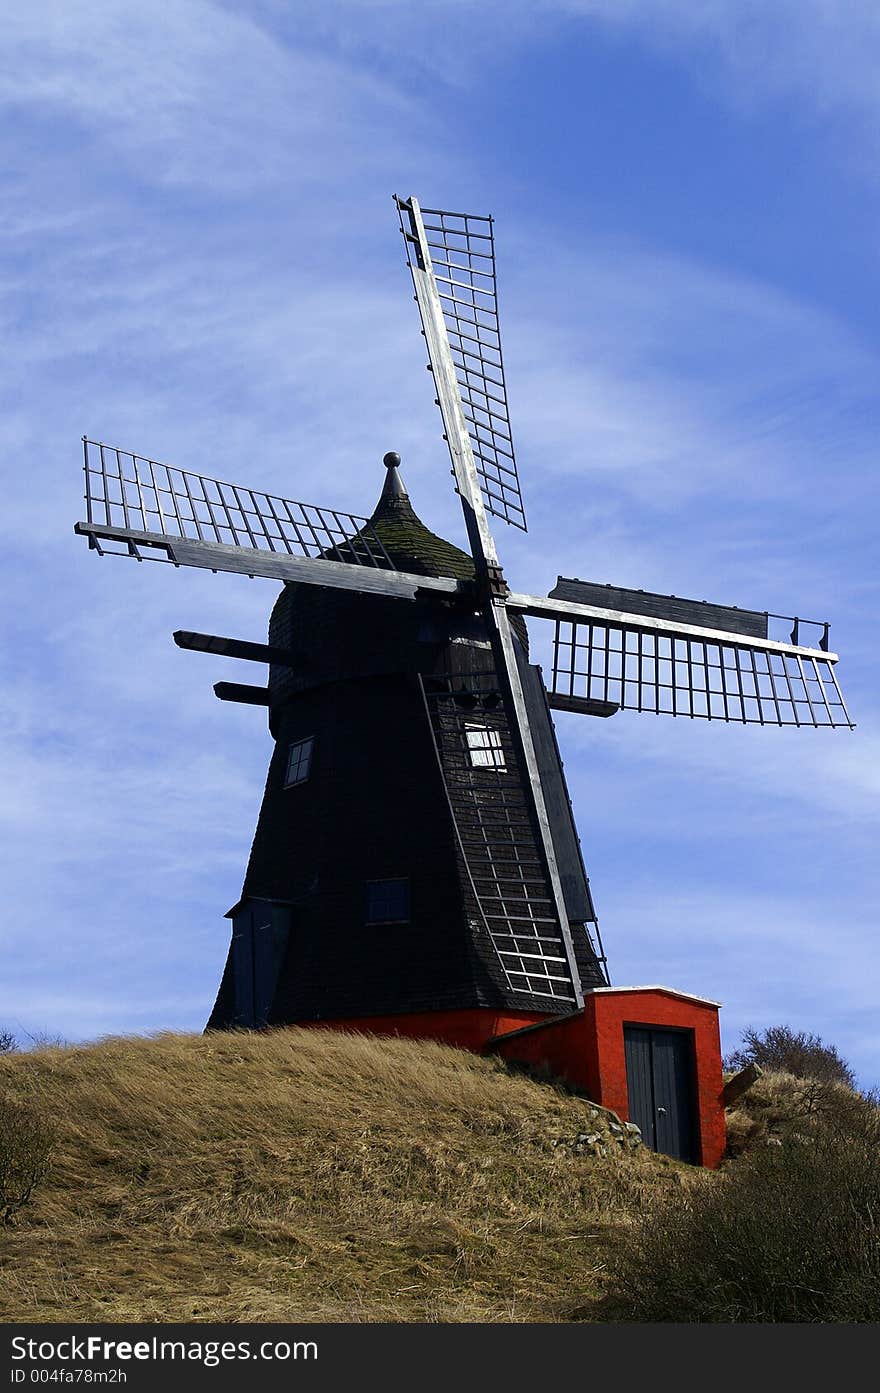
[355,453,475,582]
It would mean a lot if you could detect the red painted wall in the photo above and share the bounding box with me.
[592,990,725,1168]
[294,989,726,1168]
[305,1007,545,1052]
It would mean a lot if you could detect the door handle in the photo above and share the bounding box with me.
[656,1106,667,1115]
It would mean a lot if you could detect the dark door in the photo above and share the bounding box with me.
[232,901,291,1027]
[623,1025,696,1163]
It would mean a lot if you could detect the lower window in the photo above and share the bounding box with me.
[366,878,410,924]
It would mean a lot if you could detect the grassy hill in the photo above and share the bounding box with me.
[0,1028,692,1323]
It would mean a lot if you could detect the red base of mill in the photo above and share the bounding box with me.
[303,985,726,1168]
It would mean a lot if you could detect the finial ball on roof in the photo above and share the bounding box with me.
[383,451,401,469]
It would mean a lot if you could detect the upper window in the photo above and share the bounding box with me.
[284,736,314,788]
[366,878,410,925]
[465,724,506,770]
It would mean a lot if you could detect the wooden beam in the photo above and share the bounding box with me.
[722,1063,763,1108]
[74,521,470,604]
[213,682,271,706]
[174,630,295,666]
[547,694,620,719]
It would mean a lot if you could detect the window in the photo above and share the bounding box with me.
[284,736,314,788]
[465,723,506,770]
[366,878,410,924]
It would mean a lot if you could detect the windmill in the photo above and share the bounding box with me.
[74,196,853,1060]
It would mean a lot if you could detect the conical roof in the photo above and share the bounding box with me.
[357,454,475,581]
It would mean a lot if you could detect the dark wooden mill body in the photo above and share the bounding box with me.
[209,463,606,1030]
[74,197,854,1161]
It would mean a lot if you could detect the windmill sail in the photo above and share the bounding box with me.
[395,196,527,532]
[419,672,593,1006]
[79,437,396,563]
[509,580,854,729]
[74,439,466,603]
[395,197,587,1004]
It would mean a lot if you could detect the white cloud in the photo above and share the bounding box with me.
[0,2,420,194]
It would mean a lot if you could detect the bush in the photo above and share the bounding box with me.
[0,1032,15,1055]
[725,1025,856,1088]
[604,1131,880,1321]
[725,1071,879,1156]
[0,1098,53,1224]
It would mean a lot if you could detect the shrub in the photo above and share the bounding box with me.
[725,1070,879,1156]
[0,1098,53,1224]
[21,1031,68,1050]
[604,1131,880,1321]
[725,1025,856,1088]
[0,1032,15,1055]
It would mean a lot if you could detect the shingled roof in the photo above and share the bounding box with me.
[355,456,475,581]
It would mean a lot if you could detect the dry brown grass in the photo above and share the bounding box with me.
[724,1068,879,1156]
[0,1028,687,1323]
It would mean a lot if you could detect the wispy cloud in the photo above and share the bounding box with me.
[567,1,880,138]
[284,1,880,151]
[0,2,421,194]
[552,699,877,827]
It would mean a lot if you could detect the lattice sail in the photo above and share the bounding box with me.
[510,582,854,730]
[79,438,393,567]
[396,197,527,531]
[421,672,581,1005]
[549,621,851,727]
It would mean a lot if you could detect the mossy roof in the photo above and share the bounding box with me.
[347,468,475,581]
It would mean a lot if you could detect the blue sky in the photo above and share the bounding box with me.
[2,1,878,1085]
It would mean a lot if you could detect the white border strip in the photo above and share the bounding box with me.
[584,984,722,1008]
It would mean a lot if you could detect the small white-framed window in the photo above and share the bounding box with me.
[465,723,506,770]
[284,736,314,788]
